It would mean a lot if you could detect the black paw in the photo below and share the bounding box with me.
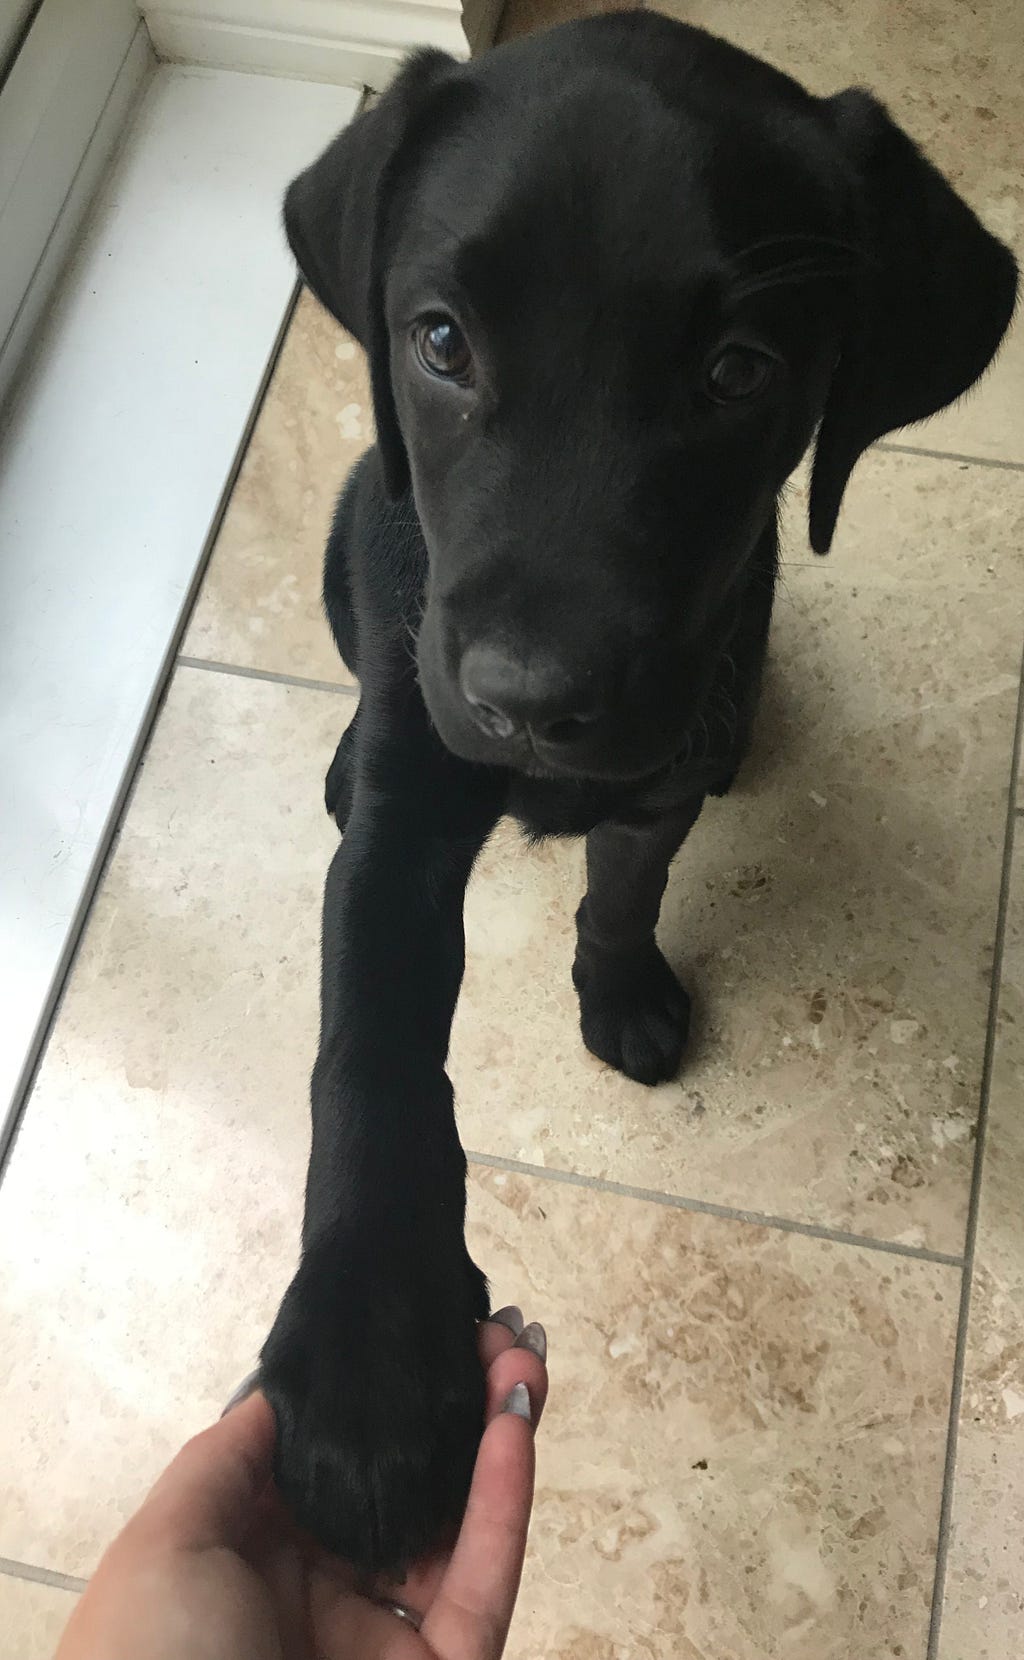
[573,941,690,1085]
[260,1232,489,1574]
[324,718,357,832]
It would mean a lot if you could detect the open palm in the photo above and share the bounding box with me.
[57,1314,548,1660]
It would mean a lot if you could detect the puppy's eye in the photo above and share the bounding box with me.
[704,345,774,403]
[414,315,473,381]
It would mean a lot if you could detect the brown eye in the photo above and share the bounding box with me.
[414,315,473,381]
[705,345,774,403]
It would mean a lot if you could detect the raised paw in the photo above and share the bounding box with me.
[260,1229,489,1574]
[573,940,690,1085]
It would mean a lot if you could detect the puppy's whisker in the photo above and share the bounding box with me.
[732,260,859,299]
[716,687,740,731]
[728,231,864,301]
[401,614,424,674]
[730,232,863,266]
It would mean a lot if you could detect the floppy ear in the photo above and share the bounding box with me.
[282,50,456,496]
[809,89,1018,553]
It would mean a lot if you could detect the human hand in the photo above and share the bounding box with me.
[55,1310,548,1660]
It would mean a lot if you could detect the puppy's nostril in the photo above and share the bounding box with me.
[470,700,519,740]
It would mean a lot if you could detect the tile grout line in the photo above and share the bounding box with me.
[876,440,1024,473]
[925,632,1024,1660]
[0,283,303,1185]
[465,1150,964,1268]
[177,655,358,699]
[0,1556,87,1595]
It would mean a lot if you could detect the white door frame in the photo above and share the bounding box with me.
[143,0,501,89]
[0,0,151,408]
[0,0,500,406]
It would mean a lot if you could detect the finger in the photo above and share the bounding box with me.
[421,1394,535,1660]
[244,1527,310,1660]
[477,1308,522,1369]
[134,1390,277,1552]
[379,1320,547,1615]
[484,1328,548,1430]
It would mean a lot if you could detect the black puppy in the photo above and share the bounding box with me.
[260,11,1017,1573]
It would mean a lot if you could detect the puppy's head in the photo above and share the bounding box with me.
[285,14,1017,782]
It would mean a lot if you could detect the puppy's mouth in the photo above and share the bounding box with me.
[518,728,663,784]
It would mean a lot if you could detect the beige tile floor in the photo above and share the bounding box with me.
[1,2,1022,1656]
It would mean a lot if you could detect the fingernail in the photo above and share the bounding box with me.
[490,1304,524,1336]
[502,1381,532,1423]
[220,1368,261,1417]
[513,1321,547,1362]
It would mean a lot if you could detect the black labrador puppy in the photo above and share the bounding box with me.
[259,11,1017,1573]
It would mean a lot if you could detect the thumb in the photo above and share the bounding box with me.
[133,1389,277,1552]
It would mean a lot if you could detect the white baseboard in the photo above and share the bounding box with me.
[143,0,493,89]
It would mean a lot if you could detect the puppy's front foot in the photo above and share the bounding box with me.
[260,1227,489,1574]
[573,940,690,1085]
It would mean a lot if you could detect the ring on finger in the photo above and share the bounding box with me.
[375,1598,423,1631]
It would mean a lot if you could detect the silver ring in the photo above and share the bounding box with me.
[377,1599,423,1632]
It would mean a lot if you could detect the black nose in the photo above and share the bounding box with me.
[459,643,604,745]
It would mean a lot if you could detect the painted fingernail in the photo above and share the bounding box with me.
[220,1368,261,1417]
[513,1321,547,1362]
[502,1382,532,1423]
[490,1304,524,1336]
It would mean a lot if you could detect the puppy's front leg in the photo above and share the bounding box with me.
[261,692,502,1575]
[573,802,704,1085]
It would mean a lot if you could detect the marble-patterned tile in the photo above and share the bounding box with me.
[453,571,1020,1253]
[0,1574,77,1658]
[654,0,1023,464]
[0,1067,961,1660]
[780,447,1024,588]
[0,668,348,1575]
[474,1168,958,1660]
[940,842,1024,1660]
[182,288,365,684]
